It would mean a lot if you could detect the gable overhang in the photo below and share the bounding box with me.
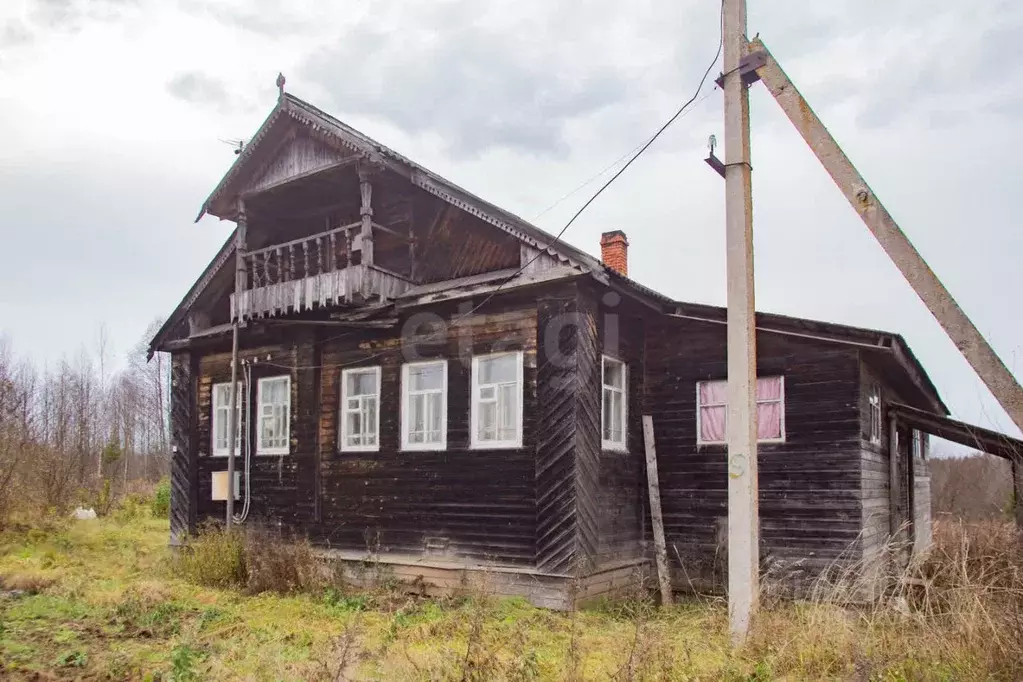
[148,231,236,358]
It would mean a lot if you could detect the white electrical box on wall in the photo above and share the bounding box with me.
[211,471,241,501]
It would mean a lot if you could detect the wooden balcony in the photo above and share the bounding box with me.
[230,222,412,321]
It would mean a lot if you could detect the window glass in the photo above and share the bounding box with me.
[472,353,522,448]
[341,367,380,450]
[257,376,290,454]
[403,361,446,449]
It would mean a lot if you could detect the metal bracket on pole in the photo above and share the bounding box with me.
[715,50,768,89]
[705,152,726,179]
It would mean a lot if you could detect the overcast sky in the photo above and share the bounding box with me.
[2,0,1021,443]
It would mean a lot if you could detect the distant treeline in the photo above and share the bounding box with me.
[0,320,169,524]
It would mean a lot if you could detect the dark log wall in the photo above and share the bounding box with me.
[194,339,308,525]
[184,281,620,572]
[645,318,863,590]
[535,290,587,573]
[859,360,930,562]
[594,293,646,569]
[858,361,891,565]
[314,294,538,565]
[169,352,197,542]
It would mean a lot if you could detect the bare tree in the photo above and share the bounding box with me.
[930,454,1013,521]
[0,319,171,524]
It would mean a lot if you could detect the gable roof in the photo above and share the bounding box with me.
[198,93,604,276]
[150,93,947,417]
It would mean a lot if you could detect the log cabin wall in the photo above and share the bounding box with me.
[183,280,623,573]
[644,317,863,591]
[314,293,540,565]
[194,337,308,525]
[169,351,197,543]
[593,291,647,570]
[858,360,931,564]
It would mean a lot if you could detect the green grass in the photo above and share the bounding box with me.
[1,515,1020,680]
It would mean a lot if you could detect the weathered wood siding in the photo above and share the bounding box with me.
[194,338,312,525]
[858,360,931,563]
[314,295,539,565]
[169,352,197,542]
[644,317,862,590]
[594,293,646,569]
[245,133,352,195]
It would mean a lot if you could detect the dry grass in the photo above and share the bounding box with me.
[2,513,1022,680]
[744,519,1023,680]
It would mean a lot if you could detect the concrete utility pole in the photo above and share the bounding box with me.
[225,208,248,528]
[722,0,759,644]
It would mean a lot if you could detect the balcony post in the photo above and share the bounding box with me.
[358,163,374,266]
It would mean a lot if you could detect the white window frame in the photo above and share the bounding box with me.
[695,376,786,446]
[256,375,291,455]
[868,384,882,445]
[470,351,524,450]
[601,355,628,452]
[211,381,245,457]
[401,360,448,451]
[340,366,382,453]
[912,428,924,461]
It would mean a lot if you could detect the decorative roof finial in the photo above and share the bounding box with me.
[276,72,286,99]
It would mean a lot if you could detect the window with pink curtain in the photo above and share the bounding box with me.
[697,376,785,444]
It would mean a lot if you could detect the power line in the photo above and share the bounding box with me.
[265,11,725,372]
[531,87,716,221]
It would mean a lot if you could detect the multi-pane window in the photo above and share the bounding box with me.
[912,429,925,462]
[212,382,245,456]
[341,367,381,451]
[256,376,290,455]
[402,361,447,450]
[471,352,523,448]
[868,384,882,444]
[602,356,627,451]
[696,376,785,445]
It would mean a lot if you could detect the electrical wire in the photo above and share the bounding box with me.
[531,88,716,223]
[261,3,725,373]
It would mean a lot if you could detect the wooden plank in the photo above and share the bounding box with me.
[888,414,899,537]
[1014,459,1023,529]
[642,415,672,606]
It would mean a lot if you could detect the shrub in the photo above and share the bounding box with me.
[175,524,328,595]
[151,479,170,519]
[175,525,247,589]
[244,527,324,595]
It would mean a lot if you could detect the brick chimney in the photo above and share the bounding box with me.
[600,230,629,276]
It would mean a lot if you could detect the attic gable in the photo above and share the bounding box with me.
[198,94,601,277]
[199,101,370,221]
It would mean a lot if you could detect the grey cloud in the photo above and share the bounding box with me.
[27,0,141,32]
[167,71,241,113]
[300,1,632,158]
[176,0,312,37]
[1,20,34,49]
[854,13,1023,129]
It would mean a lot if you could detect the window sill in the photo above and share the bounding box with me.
[602,442,628,453]
[339,446,380,453]
[469,441,522,450]
[696,438,786,447]
[256,449,290,456]
[401,444,447,452]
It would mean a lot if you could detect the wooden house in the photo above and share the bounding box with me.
[151,91,1005,608]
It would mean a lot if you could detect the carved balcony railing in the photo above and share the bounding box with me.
[230,222,411,321]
